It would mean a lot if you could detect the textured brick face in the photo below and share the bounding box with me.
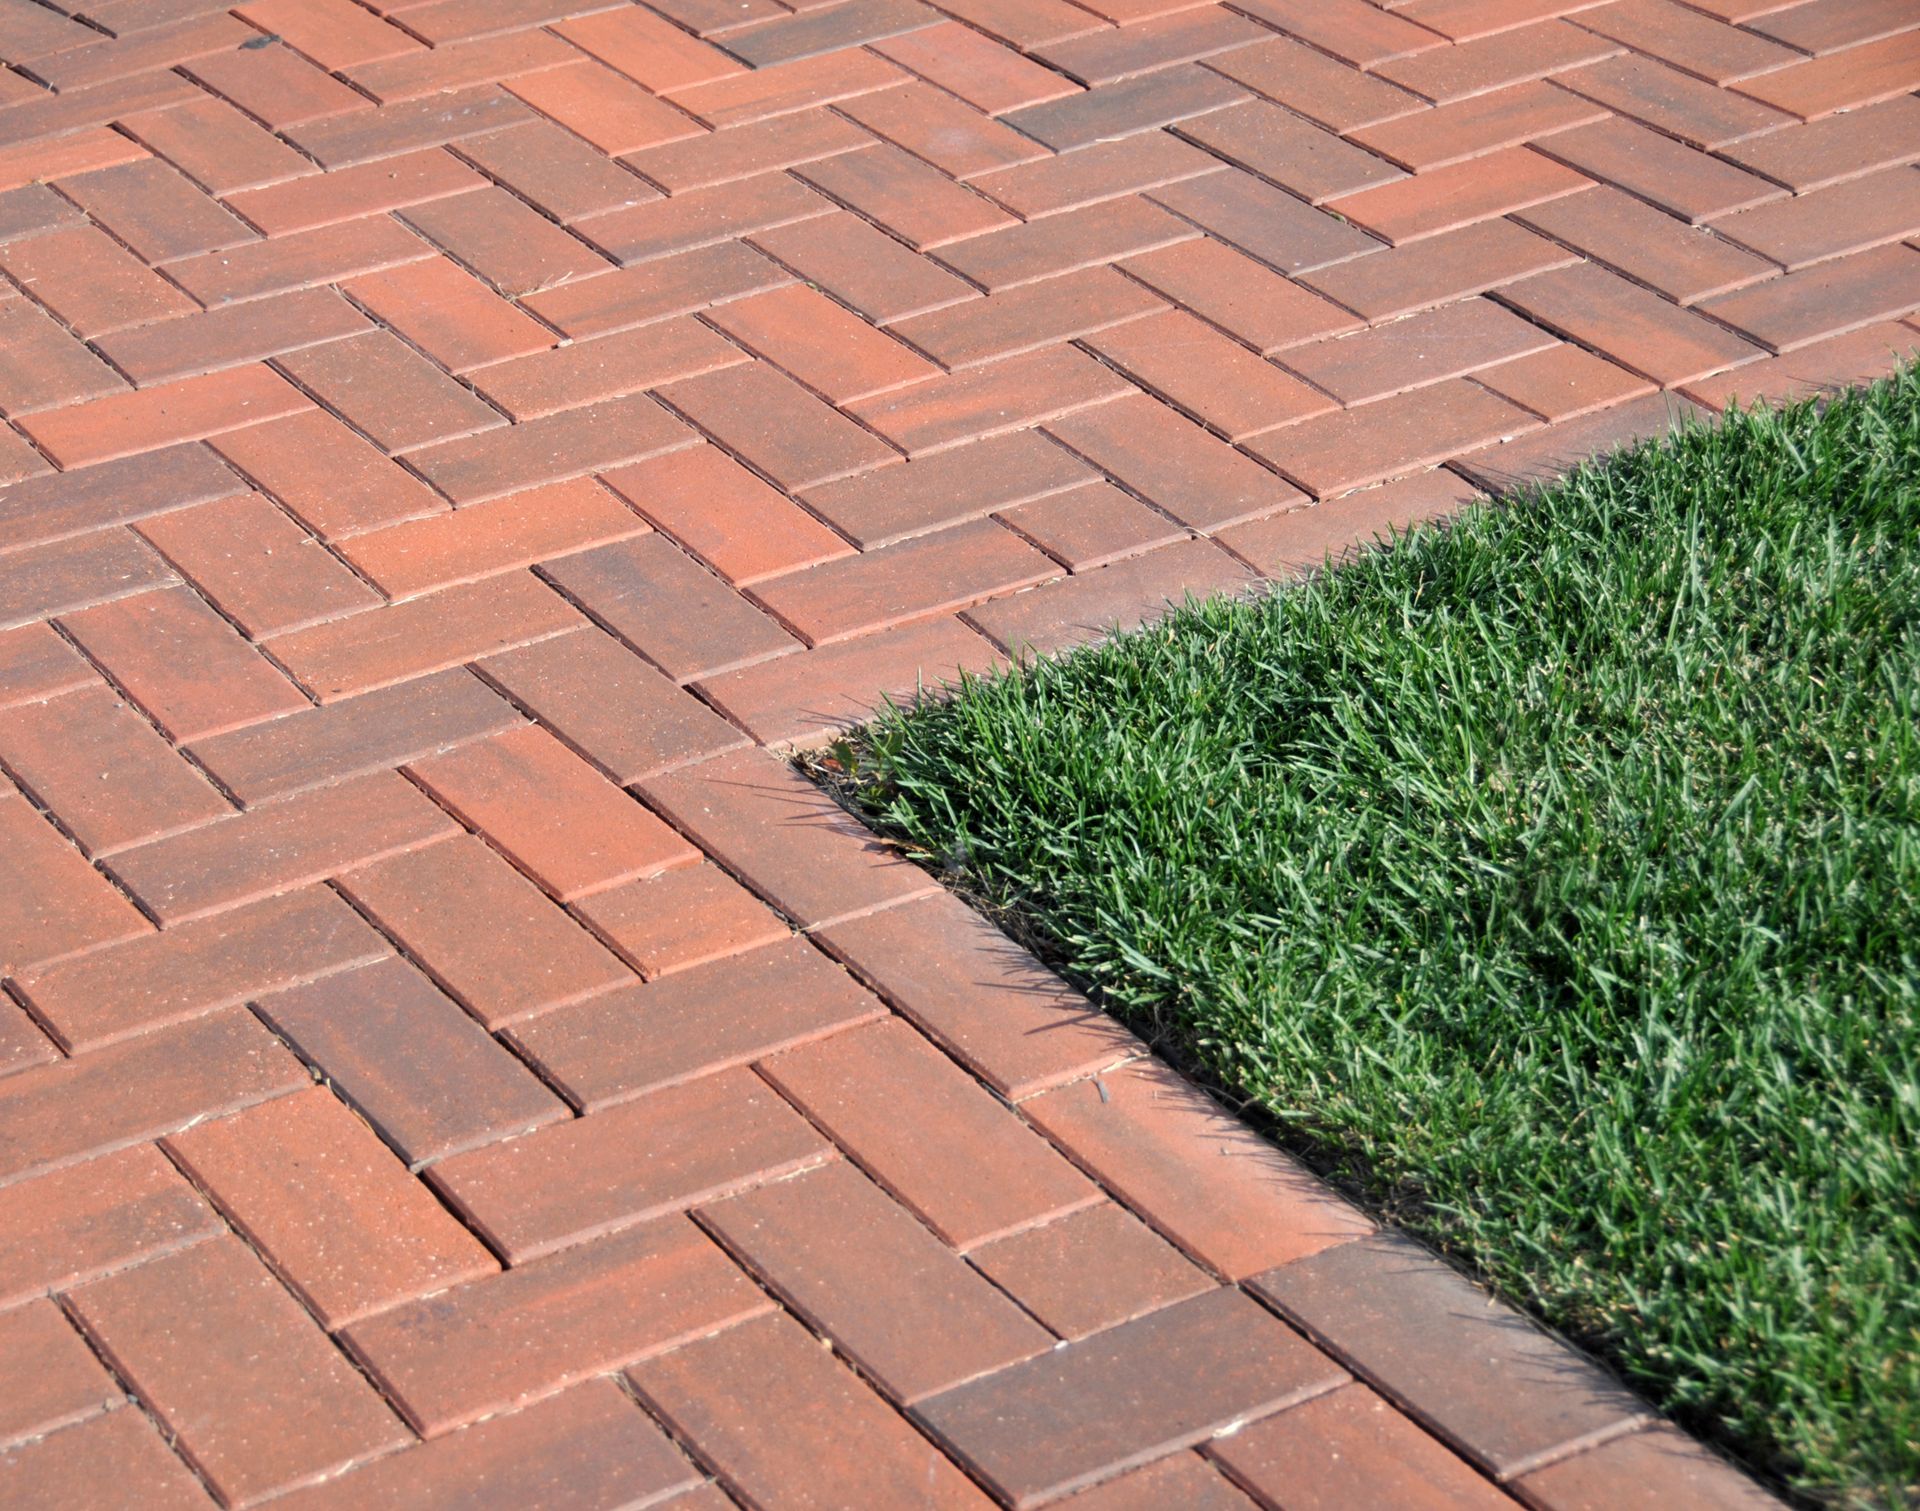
[506,935,886,1108]
[341,1217,773,1435]
[1249,1234,1655,1478]
[173,1100,488,1315]
[428,1065,835,1262]
[0,1146,222,1309]
[760,1016,1100,1248]
[254,955,569,1166]
[699,1159,1055,1402]
[630,1309,994,1508]
[915,1286,1350,1506]
[69,1235,409,1504]
[0,2,1887,1502]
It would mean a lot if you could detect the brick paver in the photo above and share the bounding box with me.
[0,0,1906,1502]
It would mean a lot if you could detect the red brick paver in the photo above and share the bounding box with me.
[0,0,1904,1504]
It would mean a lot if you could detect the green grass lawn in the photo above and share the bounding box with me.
[833,371,1920,1507]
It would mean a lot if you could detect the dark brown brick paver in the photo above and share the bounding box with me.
[1250,1234,1654,1479]
[0,0,1896,1500]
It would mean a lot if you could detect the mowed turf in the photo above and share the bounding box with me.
[837,371,1920,1506]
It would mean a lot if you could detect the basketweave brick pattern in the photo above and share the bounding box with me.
[0,0,1901,1502]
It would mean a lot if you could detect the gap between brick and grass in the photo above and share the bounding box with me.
[809,368,1920,1509]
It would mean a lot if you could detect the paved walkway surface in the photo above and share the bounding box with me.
[0,0,1913,1504]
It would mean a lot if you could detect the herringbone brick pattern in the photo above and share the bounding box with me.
[0,0,1910,1502]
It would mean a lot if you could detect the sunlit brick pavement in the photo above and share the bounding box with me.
[1,0,1909,1502]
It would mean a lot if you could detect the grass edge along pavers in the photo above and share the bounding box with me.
[827,368,1920,1509]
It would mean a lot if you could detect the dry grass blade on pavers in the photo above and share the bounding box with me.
[838,369,1920,1508]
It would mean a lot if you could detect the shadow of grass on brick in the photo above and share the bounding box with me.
[831,370,1920,1507]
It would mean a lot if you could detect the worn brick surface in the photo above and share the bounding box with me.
[186,666,521,802]
[466,320,742,421]
[1208,1382,1511,1509]
[750,209,974,323]
[0,1299,122,1448]
[1086,307,1334,437]
[0,1146,221,1308]
[916,1286,1349,1506]
[508,934,884,1108]
[631,1309,992,1509]
[700,1159,1054,1402]
[0,789,151,979]
[212,408,446,539]
[762,1016,1099,1249]
[272,1379,702,1511]
[1248,379,1537,496]
[642,746,939,926]
[0,2,1858,1500]
[0,683,229,858]
[1683,321,1919,411]
[341,1217,772,1435]
[820,889,1143,1097]
[0,998,54,1079]
[20,366,311,470]
[573,861,790,978]
[540,531,799,682]
[0,451,240,562]
[892,265,1162,372]
[1700,242,1920,353]
[255,954,569,1167]
[278,329,505,453]
[222,150,480,236]
[1718,93,1920,191]
[337,833,632,1028]
[1251,1233,1653,1479]
[752,515,1058,646]
[1,535,171,633]
[0,443,247,549]
[61,584,308,743]
[0,446,264,552]
[802,428,1094,548]
[476,624,751,781]
[1062,1452,1261,1509]
[660,359,899,492]
[1026,1058,1372,1279]
[968,1200,1214,1340]
[1534,115,1785,222]
[601,443,852,585]
[409,723,698,898]
[965,536,1255,658]
[1515,186,1775,305]
[697,613,1005,748]
[1458,390,1708,491]
[137,492,382,637]
[1217,471,1486,581]
[339,476,648,600]
[345,257,551,375]
[70,1235,408,1504]
[17,887,387,1053]
[0,626,90,710]
[1513,1422,1782,1508]
[430,1065,833,1261]
[1006,476,1182,575]
[708,282,940,401]
[1209,32,1421,131]
[0,1405,214,1510]
[104,770,459,922]
[849,344,1132,455]
[164,1087,498,1327]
